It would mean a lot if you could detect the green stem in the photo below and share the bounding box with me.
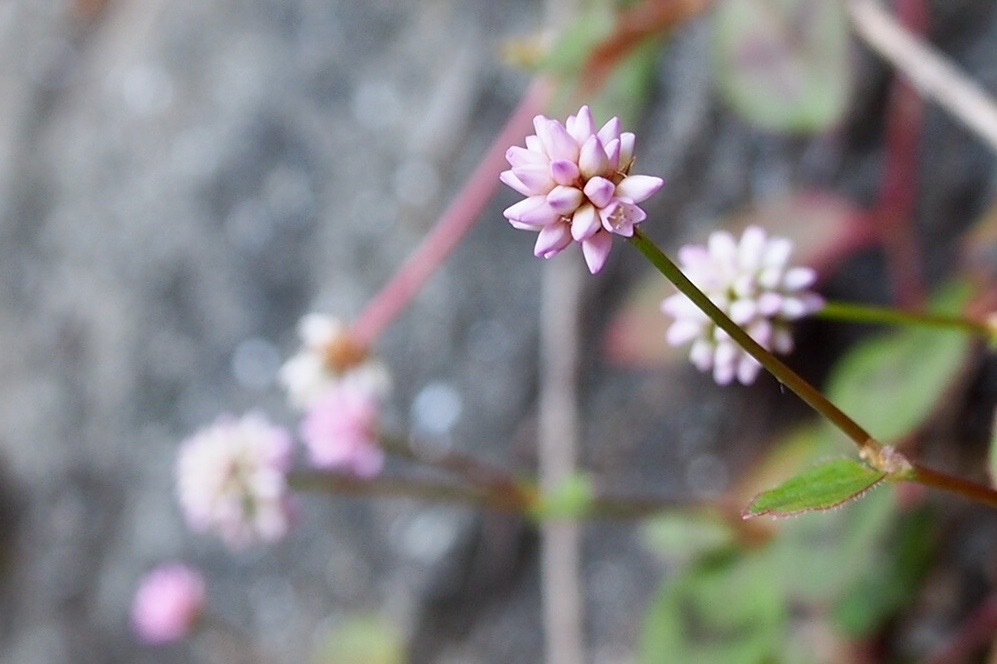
[818,300,991,337]
[288,469,696,519]
[629,229,997,510]
[628,228,878,453]
[289,470,529,512]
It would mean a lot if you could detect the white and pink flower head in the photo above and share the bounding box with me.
[279,313,391,411]
[175,412,295,549]
[501,105,663,274]
[131,563,206,645]
[661,226,824,385]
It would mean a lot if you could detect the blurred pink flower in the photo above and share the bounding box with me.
[501,105,663,274]
[176,412,295,549]
[299,384,384,478]
[661,226,824,385]
[131,563,205,645]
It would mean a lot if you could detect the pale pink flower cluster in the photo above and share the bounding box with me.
[299,384,384,477]
[501,105,664,273]
[176,413,295,549]
[279,314,390,411]
[661,226,824,385]
[131,563,205,644]
[279,313,389,477]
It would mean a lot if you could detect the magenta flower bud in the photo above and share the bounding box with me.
[132,564,206,645]
[500,105,664,273]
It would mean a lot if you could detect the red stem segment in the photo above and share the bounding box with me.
[351,78,552,347]
[877,0,929,306]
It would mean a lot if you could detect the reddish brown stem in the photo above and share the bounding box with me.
[876,0,929,307]
[350,78,552,347]
[910,462,997,509]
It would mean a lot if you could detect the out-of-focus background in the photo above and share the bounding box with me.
[0,1,995,662]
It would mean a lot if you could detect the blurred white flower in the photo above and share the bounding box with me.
[661,226,824,385]
[176,412,294,549]
[279,313,390,410]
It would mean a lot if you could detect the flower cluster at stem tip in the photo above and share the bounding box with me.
[175,412,296,549]
[661,226,824,385]
[501,105,664,274]
[173,315,391,552]
[131,563,206,645]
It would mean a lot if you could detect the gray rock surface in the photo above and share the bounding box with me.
[0,1,994,663]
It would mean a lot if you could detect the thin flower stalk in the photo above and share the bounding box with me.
[350,78,553,347]
[817,300,993,338]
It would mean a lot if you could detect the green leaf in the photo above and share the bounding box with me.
[744,458,886,518]
[642,510,736,564]
[543,4,661,129]
[832,507,937,635]
[528,473,595,521]
[825,281,973,445]
[713,0,851,132]
[640,550,784,664]
[311,613,405,664]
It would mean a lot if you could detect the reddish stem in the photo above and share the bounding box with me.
[350,78,552,347]
[910,462,997,510]
[876,0,929,307]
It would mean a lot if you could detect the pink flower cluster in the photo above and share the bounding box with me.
[131,563,205,644]
[175,413,295,549]
[501,105,663,273]
[299,383,384,477]
[661,226,824,385]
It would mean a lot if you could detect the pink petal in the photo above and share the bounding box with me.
[666,320,703,346]
[690,340,714,371]
[581,231,613,273]
[504,196,559,227]
[618,132,635,169]
[566,105,597,143]
[712,342,738,385]
[546,186,584,215]
[550,159,581,186]
[505,145,546,168]
[571,203,601,241]
[534,223,573,258]
[597,116,621,145]
[616,175,663,203]
[738,226,766,271]
[499,170,534,197]
[600,200,645,237]
[578,134,610,178]
[783,266,817,290]
[541,119,580,162]
[604,138,621,170]
[736,357,762,385]
[762,237,793,267]
[728,298,756,325]
[756,292,784,317]
[583,176,615,209]
[707,231,738,267]
[511,164,554,194]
